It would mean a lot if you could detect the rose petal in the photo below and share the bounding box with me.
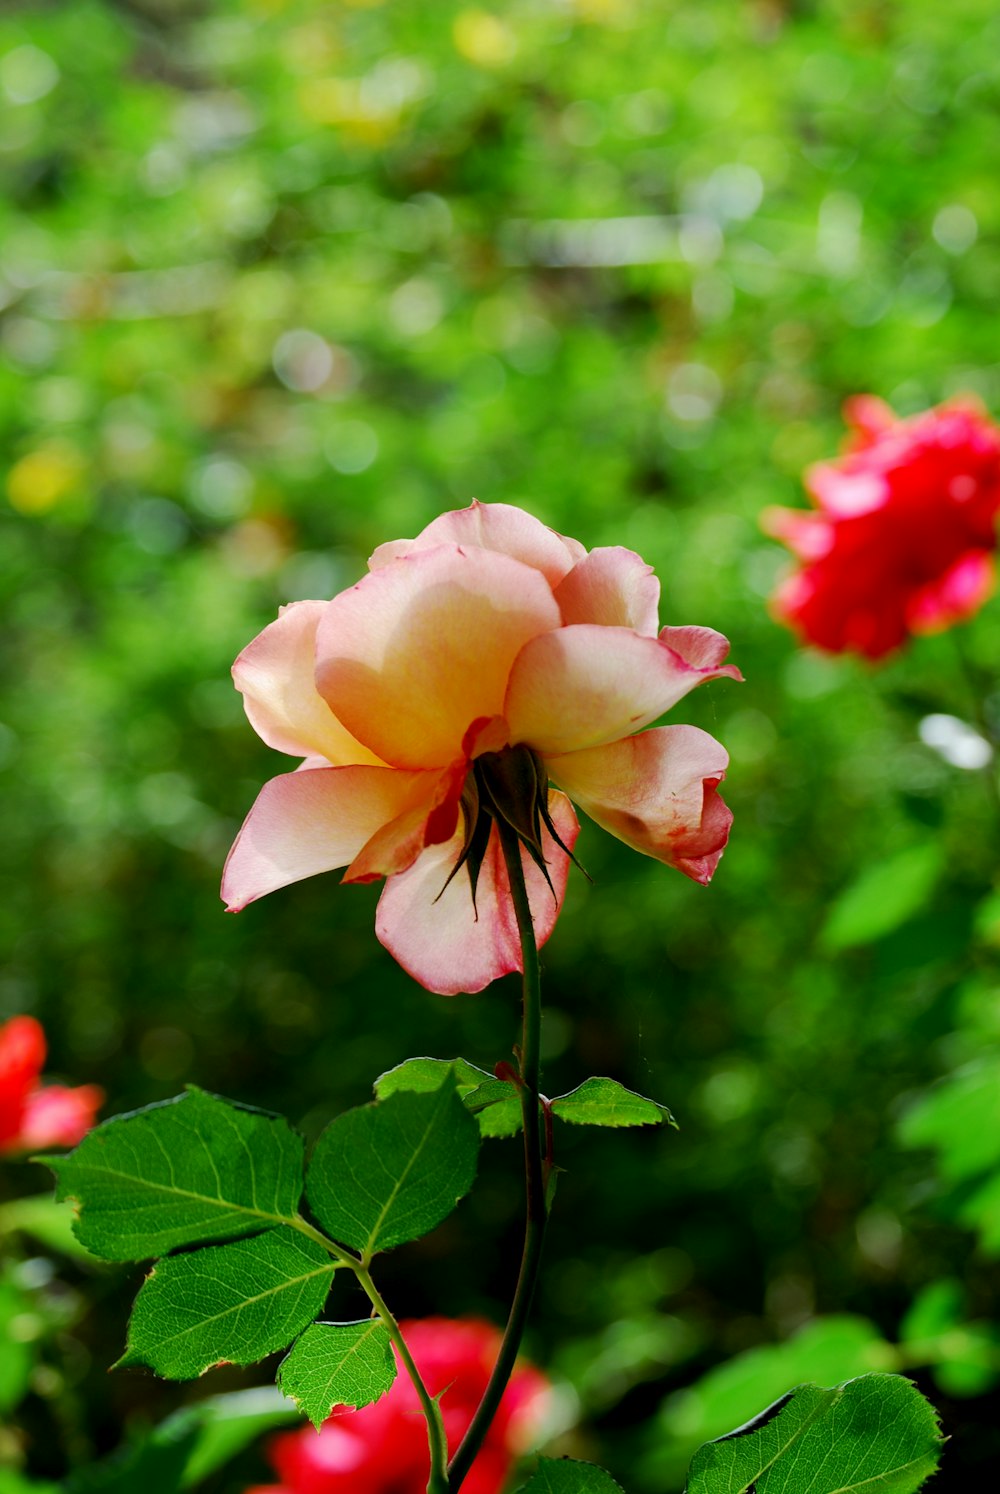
[505,625,741,757]
[316,546,561,770]
[548,725,732,884]
[222,766,439,911]
[369,500,585,587]
[0,1014,46,1092]
[659,624,739,671]
[15,1084,104,1151]
[553,546,660,634]
[760,507,835,563]
[234,601,383,765]
[343,760,467,884]
[843,394,895,449]
[375,791,579,994]
[907,550,995,634]
[806,463,889,518]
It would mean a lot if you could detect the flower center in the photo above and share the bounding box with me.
[437,744,579,912]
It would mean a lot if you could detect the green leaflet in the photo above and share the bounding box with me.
[61,1387,298,1492]
[374,1056,521,1137]
[278,1320,396,1428]
[373,1055,492,1100]
[0,1278,34,1414]
[463,1078,523,1138]
[118,1227,338,1379]
[307,1076,479,1259]
[685,1373,943,1493]
[44,1088,304,1261]
[550,1077,675,1129]
[820,844,943,951]
[516,1458,626,1492]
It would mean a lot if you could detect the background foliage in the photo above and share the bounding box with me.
[2,0,999,1488]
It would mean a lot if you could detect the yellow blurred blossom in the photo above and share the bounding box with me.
[6,445,85,515]
[299,76,400,144]
[453,10,517,68]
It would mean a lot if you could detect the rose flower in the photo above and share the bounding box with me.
[223,502,739,994]
[248,1318,549,1494]
[0,1015,103,1155]
[763,396,1000,659]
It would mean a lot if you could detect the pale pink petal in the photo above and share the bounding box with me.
[368,500,586,587]
[548,725,732,884]
[505,625,741,758]
[843,394,895,448]
[375,792,579,995]
[805,463,888,517]
[553,547,660,634]
[234,602,383,766]
[658,624,739,671]
[907,550,996,634]
[16,1084,104,1151]
[315,546,561,770]
[222,766,439,911]
[760,507,835,563]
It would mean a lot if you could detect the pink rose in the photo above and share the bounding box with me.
[0,1015,103,1155]
[763,396,1000,659]
[247,1317,549,1494]
[223,502,739,994]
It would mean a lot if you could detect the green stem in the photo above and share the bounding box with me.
[291,1216,448,1494]
[448,820,549,1492]
[356,1265,450,1494]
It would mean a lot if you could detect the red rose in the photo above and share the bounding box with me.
[247,1317,549,1494]
[763,396,1000,659]
[0,1015,103,1155]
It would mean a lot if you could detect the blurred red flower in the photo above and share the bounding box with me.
[248,1317,550,1494]
[763,396,1000,659]
[0,1015,103,1155]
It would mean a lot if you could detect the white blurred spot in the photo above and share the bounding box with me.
[174,91,257,152]
[933,203,978,256]
[678,213,724,265]
[919,713,993,770]
[273,330,335,393]
[142,144,188,197]
[692,271,734,323]
[127,498,189,555]
[689,163,764,224]
[560,99,604,147]
[0,45,59,105]
[666,363,722,424]
[189,456,253,520]
[389,277,444,337]
[817,191,862,277]
[324,421,378,474]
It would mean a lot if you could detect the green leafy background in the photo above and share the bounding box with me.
[2,0,999,1488]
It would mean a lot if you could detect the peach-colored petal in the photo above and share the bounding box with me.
[16,1084,104,1151]
[222,766,439,911]
[368,500,586,587]
[315,546,561,770]
[547,725,732,884]
[553,546,660,634]
[343,760,467,884]
[505,625,740,757]
[375,792,579,994]
[234,602,384,766]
